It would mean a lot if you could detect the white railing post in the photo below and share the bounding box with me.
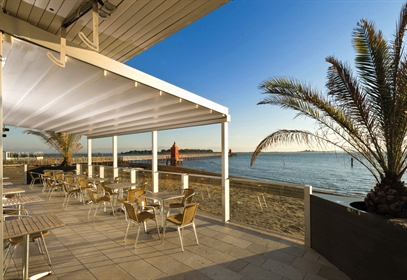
[24,164,28,184]
[304,185,312,248]
[130,169,136,183]
[76,163,81,175]
[99,166,104,179]
[181,174,188,189]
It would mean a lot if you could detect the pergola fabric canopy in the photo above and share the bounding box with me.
[2,36,229,139]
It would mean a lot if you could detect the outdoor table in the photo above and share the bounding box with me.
[104,182,137,199]
[141,191,184,228]
[104,182,138,213]
[3,213,65,280]
[3,187,26,196]
[81,177,107,187]
[3,195,44,215]
[2,195,43,207]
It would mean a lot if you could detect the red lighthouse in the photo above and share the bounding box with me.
[170,142,179,166]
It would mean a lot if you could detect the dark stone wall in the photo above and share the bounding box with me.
[311,195,407,280]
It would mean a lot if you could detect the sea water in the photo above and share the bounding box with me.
[181,152,376,197]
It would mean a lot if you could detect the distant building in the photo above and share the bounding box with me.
[3,151,44,161]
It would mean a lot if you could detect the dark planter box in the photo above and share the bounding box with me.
[311,194,407,280]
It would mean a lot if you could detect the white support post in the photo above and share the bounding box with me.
[87,138,92,178]
[221,122,230,223]
[76,163,81,175]
[24,164,28,184]
[304,185,313,248]
[152,131,158,193]
[1,31,4,274]
[112,136,118,179]
[181,174,188,189]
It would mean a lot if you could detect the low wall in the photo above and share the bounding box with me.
[311,194,407,279]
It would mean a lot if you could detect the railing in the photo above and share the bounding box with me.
[3,153,222,166]
[74,164,306,239]
[6,163,307,240]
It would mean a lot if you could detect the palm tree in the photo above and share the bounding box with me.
[23,130,83,166]
[251,3,407,218]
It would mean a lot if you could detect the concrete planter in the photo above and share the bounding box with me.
[310,194,407,280]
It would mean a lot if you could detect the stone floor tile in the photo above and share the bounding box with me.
[200,264,242,280]
[3,184,350,280]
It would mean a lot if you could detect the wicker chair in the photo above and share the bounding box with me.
[86,188,115,219]
[168,188,196,212]
[162,203,199,251]
[62,182,82,207]
[29,171,42,188]
[46,177,63,200]
[123,202,161,248]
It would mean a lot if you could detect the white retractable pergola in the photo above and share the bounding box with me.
[0,1,230,276]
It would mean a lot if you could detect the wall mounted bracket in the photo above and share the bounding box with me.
[46,27,66,67]
[78,0,100,52]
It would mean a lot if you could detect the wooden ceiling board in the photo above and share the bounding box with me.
[27,0,49,27]
[14,0,31,21]
[104,0,188,59]
[118,0,223,61]
[37,0,63,31]
[96,0,164,56]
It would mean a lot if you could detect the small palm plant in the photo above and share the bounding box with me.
[23,130,83,166]
[251,3,407,218]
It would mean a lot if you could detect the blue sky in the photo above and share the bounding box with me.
[4,0,406,153]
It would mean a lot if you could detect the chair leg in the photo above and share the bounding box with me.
[161,220,168,244]
[192,222,199,245]
[155,219,161,240]
[135,224,141,248]
[87,203,93,219]
[110,203,115,216]
[42,181,48,193]
[66,194,72,207]
[124,221,131,242]
[177,226,184,252]
[93,204,100,218]
[3,243,18,276]
[39,233,51,265]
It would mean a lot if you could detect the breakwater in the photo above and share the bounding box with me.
[4,153,223,166]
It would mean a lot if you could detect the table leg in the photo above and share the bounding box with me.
[160,200,165,232]
[116,188,125,213]
[22,234,29,280]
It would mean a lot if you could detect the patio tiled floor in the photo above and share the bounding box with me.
[4,184,350,280]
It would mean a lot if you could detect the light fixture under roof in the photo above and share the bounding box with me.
[99,0,117,18]
[104,2,115,11]
[99,10,107,18]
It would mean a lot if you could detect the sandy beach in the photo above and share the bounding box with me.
[4,163,305,239]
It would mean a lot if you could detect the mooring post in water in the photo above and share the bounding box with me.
[351,157,353,167]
